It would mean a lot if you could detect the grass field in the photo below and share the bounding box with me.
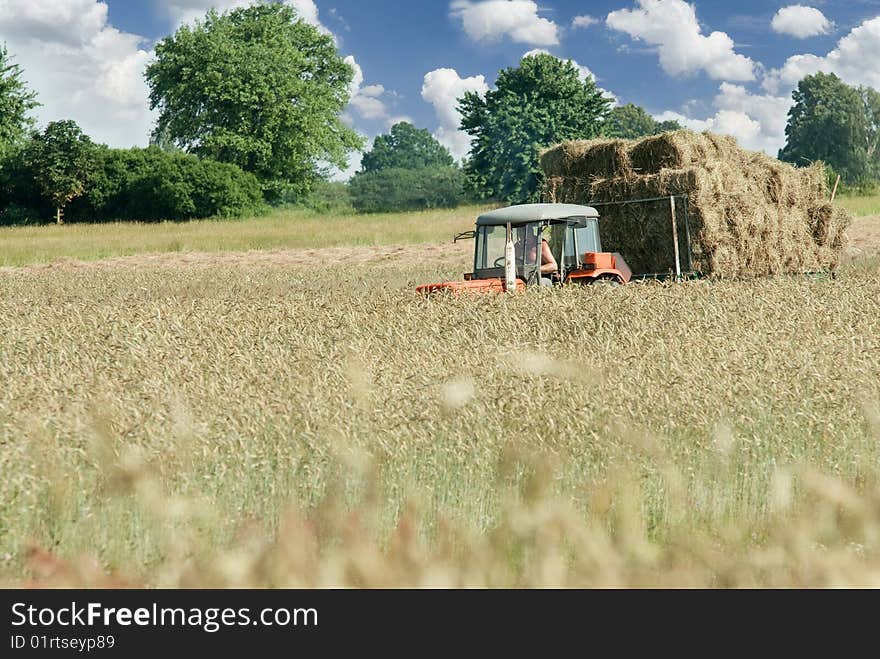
[836,190,880,218]
[0,205,487,268]
[1,250,880,586]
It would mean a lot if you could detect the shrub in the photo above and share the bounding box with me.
[283,180,354,214]
[0,202,40,226]
[67,147,266,222]
[1,146,267,224]
[0,151,52,225]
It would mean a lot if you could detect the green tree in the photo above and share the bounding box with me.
[655,119,684,133]
[349,167,466,213]
[0,45,40,159]
[779,72,870,183]
[458,53,612,204]
[361,122,454,172]
[24,120,96,224]
[146,3,363,199]
[602,103,682,139]
[861,86,880,180]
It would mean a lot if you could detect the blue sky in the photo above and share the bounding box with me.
[1,1,879,174]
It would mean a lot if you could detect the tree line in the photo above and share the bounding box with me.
[1,3,877,225]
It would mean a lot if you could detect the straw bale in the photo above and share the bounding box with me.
[541,130,851,278]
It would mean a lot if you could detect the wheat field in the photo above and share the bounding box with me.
[1,248,879,587]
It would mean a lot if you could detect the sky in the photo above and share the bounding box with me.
[1,0,879,178]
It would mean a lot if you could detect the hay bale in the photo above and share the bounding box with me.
[540,139,632,180]
[541,130,851,278]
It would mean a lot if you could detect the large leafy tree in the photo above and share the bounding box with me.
[361,122,454,172]
[603,103,682,139]
[146,3,363,198]
[459,53,612,203]
[779,72,870,183]
[0,45,40,159]
[862,85,880,180]
[25,120,97,224]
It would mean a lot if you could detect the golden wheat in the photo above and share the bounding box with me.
[1,257,879,587]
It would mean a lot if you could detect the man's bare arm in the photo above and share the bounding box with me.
[540,240,558,275]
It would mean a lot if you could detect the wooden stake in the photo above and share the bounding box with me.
[670,196,681,281]
[830,174,841,203]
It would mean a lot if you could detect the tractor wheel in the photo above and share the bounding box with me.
[590,275,621,287]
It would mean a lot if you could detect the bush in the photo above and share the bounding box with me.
[0,151,52,225]
[282,180,354,214]
[0,202,40,226]
[349,166,466,213]
[1,146,267,224]
[67,147,266,222]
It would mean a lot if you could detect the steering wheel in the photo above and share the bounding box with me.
[493,256,507,268]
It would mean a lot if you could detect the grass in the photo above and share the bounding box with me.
[836,190,880,217]
[0,205,488,268]
[1,257,879,587]
[1,196,873,269]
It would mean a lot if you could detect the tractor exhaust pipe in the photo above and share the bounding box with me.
[505,222,516,293]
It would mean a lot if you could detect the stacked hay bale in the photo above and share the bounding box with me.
[541,130,850,277]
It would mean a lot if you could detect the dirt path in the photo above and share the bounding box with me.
[845,215,880,257]
[2,241,473,273]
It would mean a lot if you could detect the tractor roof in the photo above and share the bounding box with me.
[476,203,599,226]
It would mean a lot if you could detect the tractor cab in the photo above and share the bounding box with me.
[417,204,632,295]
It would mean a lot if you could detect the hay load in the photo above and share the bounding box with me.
[541,130,850,278]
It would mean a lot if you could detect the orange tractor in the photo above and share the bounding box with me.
[417,204,632,295]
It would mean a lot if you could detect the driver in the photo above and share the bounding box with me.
[514,227,558,286]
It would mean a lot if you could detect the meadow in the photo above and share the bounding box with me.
[836,189,880,218]
[1,243,879,586]
[0,205,486,268]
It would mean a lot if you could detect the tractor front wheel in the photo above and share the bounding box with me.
[589,275,621,287]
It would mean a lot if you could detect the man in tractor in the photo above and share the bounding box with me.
[514,225,559,287]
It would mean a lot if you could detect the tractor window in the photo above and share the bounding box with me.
[575,220,602,254]
[561,225,578,270]
[474,224,541,273]
[475,226,508,271]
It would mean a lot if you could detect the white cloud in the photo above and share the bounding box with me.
[0,0,155,147]
[162,0,250,27]
[771,6,832,39]
[360,84,385,98]
[421,68,490,160]
[763,16,880,93]
[450,0,559,46]
[344,55,364,97]
[654,110,711,133]
[287,0,325,31]
[350,95,388,120]
[344,55,390,122]
[656,83,791,154]
[606,0,756,81]
[711,83,791,153]
[572,15,600,30]
[163,0,331,34]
